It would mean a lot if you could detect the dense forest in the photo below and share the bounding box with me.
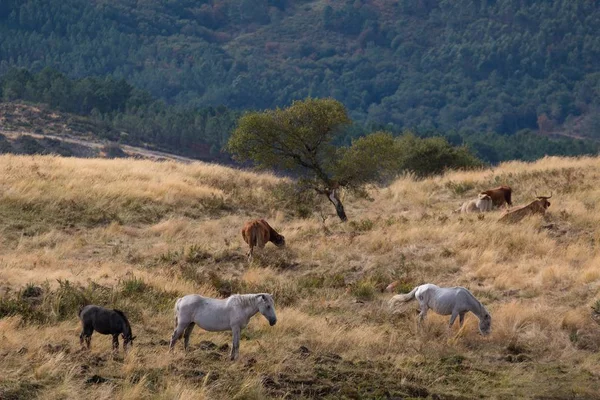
[1,0,600,162]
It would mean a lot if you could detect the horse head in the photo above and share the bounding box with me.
[256,294,277,326]
[123,334,137,350]
[478,312,492,336]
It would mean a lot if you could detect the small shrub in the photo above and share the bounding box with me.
[0,297,46,323]
[184,244,212,263]
[120,277,148,296]
[297,274,325,289]
[158,249,183,265]
[14,135,47,155]
[199,194,231,212]
[272,183,321,219]
[349,218,374,232]
[251,248,298,270]
[351,280,376,301]
[44,279,89,321]
[207,271,244,297]
[324,273,346,288]
[21,284,43,299]
[244,278,299,307]
[591,299,600,316]
[445,180,476,196]
[101,142,127,158]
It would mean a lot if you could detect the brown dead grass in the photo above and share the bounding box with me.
[1,155,600,399]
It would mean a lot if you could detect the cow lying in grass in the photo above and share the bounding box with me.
[498,194,551,223]
[481,186,512,209]
[455,193,493,214]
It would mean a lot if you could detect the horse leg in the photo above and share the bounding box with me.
[83,327,93,350]
[230,326,241,361]
[183,323,195,351]
[112,334,119,352]
[459,312,466,328]
[448,311,459,335]
[169,322,187,352]
[417,305,428,331]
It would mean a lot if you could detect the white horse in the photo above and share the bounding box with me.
[169,293,277,360]
[389,284,491,335]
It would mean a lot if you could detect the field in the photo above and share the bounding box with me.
[1,154,600,399]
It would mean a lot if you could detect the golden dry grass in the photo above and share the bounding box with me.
[1,155,600,399]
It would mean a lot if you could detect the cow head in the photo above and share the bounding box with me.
[535,193,552,209]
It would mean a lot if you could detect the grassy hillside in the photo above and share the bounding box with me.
[1,155,600,399]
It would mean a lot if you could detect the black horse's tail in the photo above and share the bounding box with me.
[77,304,85,318]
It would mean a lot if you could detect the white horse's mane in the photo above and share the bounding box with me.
[227,293,269,308]
[463,288,487,317]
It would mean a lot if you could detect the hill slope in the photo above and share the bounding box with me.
[1,155,600,398]
[2,0,600,139]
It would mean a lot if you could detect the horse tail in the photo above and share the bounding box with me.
[77,304,85,318]
[388,286,419,309]
[174,297,182,328]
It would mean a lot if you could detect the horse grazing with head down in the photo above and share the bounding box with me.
[169,293,277,360]
[389,284,491,335]
[78,305,136,353]
[241,219,285,262]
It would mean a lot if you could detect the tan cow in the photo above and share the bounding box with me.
[455,193,493,214]
[498,194,551,223]
[241,219,285,262]
[481,186,512,209]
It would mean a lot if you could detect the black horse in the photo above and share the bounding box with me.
[78,305,136,353]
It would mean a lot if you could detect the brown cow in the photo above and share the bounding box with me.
[481,186,512,209]
[498,194,551,223]
[241,219,285,262]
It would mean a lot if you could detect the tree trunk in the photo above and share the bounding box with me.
[325,188,347,222]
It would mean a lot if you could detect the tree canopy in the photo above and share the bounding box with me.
[228,98,482,221]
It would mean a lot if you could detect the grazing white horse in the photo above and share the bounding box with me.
[169,293,277,360]
[389,284,491,335]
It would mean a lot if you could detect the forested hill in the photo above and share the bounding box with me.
[1,0,600,162]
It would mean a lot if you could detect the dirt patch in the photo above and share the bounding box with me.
[262,351,459,399]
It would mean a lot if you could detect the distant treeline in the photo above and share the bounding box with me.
[2,0,600,140]
[1,67,599,163]
[0,67,239,159]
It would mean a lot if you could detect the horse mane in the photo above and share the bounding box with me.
[228,294,261,308]
[461,288,487,317]
[113,309,132,331]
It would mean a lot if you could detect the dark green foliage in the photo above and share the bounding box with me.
[0,280,115,324]
[229,99,482,219]
[0,68,240,160]
[1,1,600,163]
[396,134,484,177]
[13,135,47,155]
[272,183,322,219]
[119,276,178,313]
[101,143,127,159]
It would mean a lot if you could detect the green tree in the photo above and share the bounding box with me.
[228,98,399,221]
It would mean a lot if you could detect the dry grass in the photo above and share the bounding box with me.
[1,155,600,399]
